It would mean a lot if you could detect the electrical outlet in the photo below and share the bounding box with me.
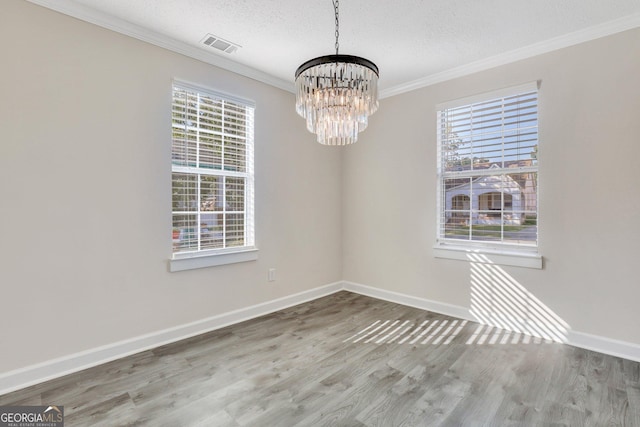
[268,268,276,282]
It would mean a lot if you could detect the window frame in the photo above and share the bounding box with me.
[169,80,257,272]
[434,82,542,269]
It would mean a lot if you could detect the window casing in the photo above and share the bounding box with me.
[171,81,255,266]
[436,82,539,256]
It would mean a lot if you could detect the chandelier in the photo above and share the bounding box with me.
[295,0,379,146]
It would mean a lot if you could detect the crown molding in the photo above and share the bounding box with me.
[25,0,295,93]
[25,1,640,100]
[379,13,640,99]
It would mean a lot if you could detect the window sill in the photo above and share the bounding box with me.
[169,247,258,272]
[433,244,542,269]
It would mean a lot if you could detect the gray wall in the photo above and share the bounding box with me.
[343,27,640,345]
[0,1,343,373]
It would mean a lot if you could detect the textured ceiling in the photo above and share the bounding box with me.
[29,0,640,96]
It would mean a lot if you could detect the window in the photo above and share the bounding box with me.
[170,81,255,271]
[436,82,539,263]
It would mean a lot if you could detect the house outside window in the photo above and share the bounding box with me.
[170,81,256,271]
[436,82,539,260]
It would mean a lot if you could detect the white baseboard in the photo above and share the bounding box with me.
[3,280,639,395]
[343,280,640,363]
[342,281,473,321]
[0,281,343,395]
[567,330,640,363]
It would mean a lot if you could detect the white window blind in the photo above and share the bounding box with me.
[436,83,539,250]
[171,82,255,258]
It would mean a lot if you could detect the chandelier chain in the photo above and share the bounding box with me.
[333,0,339,54]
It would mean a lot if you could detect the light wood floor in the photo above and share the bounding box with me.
[1,291,639,426]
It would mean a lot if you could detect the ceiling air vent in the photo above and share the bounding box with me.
[201,34,240,54]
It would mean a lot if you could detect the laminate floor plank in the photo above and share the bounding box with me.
[229,320,411,424]
[354,342,473,427]
[488,343,559,425]
[625,382,640,426]
[298,364,406,426]
[582,352,629,427]
[433,345,525,426]
[1,291,638,426]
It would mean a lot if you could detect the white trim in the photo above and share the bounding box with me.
[2,280,640,395]
[171,166,248,179]
[343,281,640,363]
[342,281,473,321]
[0,281,343,395]
[442,165,539,179]
[25,0,294,93]
[169,248,258,272]
[433,245,543,269]
[380,13,640,99]
[170,82,255,267]
[435,81,539,111]
[173,79,256,108]
[24,1,640,99]
[567,330,640,363]
[435,84,540,257]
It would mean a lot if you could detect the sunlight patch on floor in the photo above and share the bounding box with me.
[344,318,556,345]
